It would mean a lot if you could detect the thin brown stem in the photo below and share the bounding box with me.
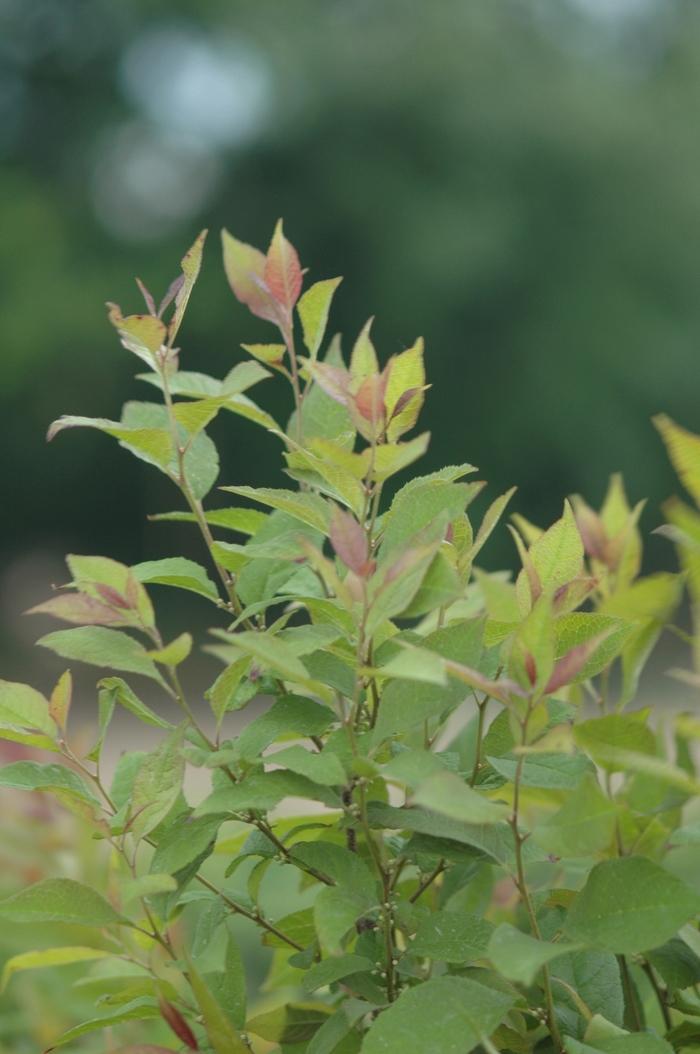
[409,859,445,903]
[510,702,564,1053]
[642,960,672,1031]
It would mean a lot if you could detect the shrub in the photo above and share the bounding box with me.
[1,222,700,1054]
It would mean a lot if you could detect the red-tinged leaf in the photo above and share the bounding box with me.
[552,575,597,614]
[353,372,388,430]
[158,274,185,318]
[445,659,526,704]
[95,584,130,609]
[524,652,537,687]
[390,385,427,421]
[221,229,280,325]
[135,277,156,316]
[26,594,131,627]
[159,996,199,1050]
[309,361,351,405]
[49,670,72,731]
[264,218,303,313]
[574,500,608,561]
[545,632,612,694]
[330,506,373,577]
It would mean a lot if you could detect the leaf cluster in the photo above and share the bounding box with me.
[3,223,700,1054]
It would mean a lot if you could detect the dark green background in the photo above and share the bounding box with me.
[2,0,700,676]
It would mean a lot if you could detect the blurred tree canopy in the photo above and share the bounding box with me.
[2,0,700,656]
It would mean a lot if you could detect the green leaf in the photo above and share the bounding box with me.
[207,655,252,725]
[307,1002,367,1054]
[552,950,624,1035]
[366,802,535,871]
[298,277,343,360]
[374,618,484,740]
[98,677,174,729]
[290,842,376,899]
[150,813,225,876]
[1,945,111,991]
[647,937,700,992]
[413,771,510,824]
[533,774,618,857]
[272,745,346,786]
[516,499,583,611]
[566,1036,674,1054]
[172,396,225,436]
[381,480,476,559]
[565,856,700,954]
[0,679,55,736]
[0,878,125,926]
[222,630,317,688]
[247,1002,332,1044]
[384,337,426,441]
[372,432,431,483]
[235,695,336,761]
[0,761,100,806]
[168,228,207,342]
[488,924,582,986]
[221,486,330,534]
[195,768,339,816]
[147,632,192,666]
[129,730,185,841]
[361,975,515,1054]
[132,557,219,602]
[45,998,161,1048]
[554,613,635,684]
[655,413,700,506]
[410,910,494,963]
[302,954,373,993]
[487,752,594,790]
[37,627,166,685]
[314,886,370,954]
[47,415,173,467]
[122,400,219,500]
[121,874,177,904]
[187,955,249,1053]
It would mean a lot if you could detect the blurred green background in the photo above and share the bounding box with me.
[3,0,700,677]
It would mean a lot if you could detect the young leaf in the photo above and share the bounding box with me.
[168,228,207,343]
[265,218,303,314]
[384,337,426,441]
[297,277,342,359]
[0,680,55,736]
[221,228,280,324]
[1,946,110,991]
[654,413,700,506]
